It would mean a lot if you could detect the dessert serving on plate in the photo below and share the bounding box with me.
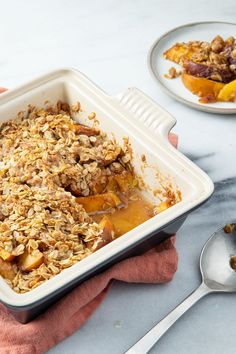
[164,35,236,103]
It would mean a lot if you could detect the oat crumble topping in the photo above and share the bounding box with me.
[0,102,134,293]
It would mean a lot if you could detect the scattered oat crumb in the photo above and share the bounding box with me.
[153,188,162,197]
[56,100,70,112]
[88,112,96,120]
[71,102,81,112]
[230,255,236,270]
[164,67,181,79]
[224,224,235,233]
[141,154,146,163]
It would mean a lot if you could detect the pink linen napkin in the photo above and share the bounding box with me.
[0,87,178,354]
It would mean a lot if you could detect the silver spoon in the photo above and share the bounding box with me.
[125,223,236,354]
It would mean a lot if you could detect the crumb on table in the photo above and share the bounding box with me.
[224,224,235,233]
[230,255,236,270]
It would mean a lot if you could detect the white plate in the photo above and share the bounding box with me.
[148,21,236,114]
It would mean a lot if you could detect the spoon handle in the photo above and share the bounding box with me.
[125,282,211,354]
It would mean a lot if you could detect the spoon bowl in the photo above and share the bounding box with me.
[126,223,236,354]
[200,223,236,291]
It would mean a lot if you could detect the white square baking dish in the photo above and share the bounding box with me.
[0,68,214,323]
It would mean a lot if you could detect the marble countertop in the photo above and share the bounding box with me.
[1,1,236,353]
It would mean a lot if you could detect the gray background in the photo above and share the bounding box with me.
[0,0,236,353]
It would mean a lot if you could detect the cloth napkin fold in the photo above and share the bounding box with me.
[0,89,178,354]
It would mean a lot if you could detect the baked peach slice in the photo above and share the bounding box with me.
[0,248,15,262]
[90,216,115,251]
[76,192,122,213]
[95,216,115,250]
[18,250,44,272]
[217,79,236,102]
[114,172,137,192]
[0,258,16,280]
[155,201,171,214]
[181,73,225,98]
[164,44,194,64]
[105,176,119,192]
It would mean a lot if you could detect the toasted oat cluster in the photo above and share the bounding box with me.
[164,67,181,79]
[0,102,134,293]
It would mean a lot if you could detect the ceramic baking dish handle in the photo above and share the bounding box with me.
[116,87,176,140]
